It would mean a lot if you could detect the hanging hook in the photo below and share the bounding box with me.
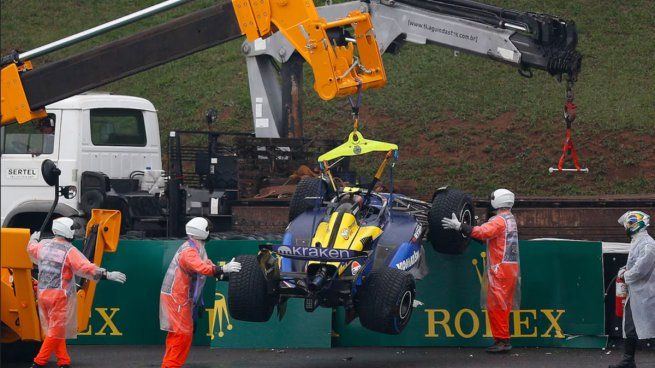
[348,80,363,132]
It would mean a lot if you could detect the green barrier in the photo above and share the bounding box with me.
[71,239,606,348]
[72,240,265,346]
[333,240,606,348]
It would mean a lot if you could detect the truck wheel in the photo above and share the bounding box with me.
[227,255,275,322]
[427,188,475,254]
[0,332,40,363]
[288,177,332,221]
[356,267,415,335]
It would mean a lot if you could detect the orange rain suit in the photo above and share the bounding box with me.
[160,238,224,368]
[468,212,520,340]
[27,237,104,366]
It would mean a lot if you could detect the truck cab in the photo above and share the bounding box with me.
[1,93,162,231]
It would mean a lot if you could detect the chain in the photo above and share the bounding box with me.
[563,79,576,129]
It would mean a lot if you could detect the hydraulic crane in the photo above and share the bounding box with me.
[0,0,585,346]
[2,0,580,131]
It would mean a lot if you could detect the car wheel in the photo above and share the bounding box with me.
[288,177,332,221]
[227,255,275,322]
[427,188,475,254]
[356,267,415,335]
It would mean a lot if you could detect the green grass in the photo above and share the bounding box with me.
[2,0,653,197]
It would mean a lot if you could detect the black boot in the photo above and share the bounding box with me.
[486,339,512,353]
[608,337,637,368]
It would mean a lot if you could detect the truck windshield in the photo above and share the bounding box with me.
[1,115,56,155]
[90,108,147,147]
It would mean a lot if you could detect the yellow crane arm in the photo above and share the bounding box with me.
[233,0,386,100]
[1,0,386,126]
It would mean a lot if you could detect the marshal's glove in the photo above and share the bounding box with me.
[102,270,127,284]
[618,266,626,279]
[30,231,41,243]
[222,258,242,273]
[441,213,462,231]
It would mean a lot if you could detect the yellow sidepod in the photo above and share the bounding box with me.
[309,210,382,275]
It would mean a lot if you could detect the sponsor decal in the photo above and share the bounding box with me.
[78,308,123,336]
[271,245,359,260]
[411,224,423,242]
[351,261,361,275]
[206,292,233,339]
[7,168,38,179]
[424,308,566,339]
[396,250,420,270]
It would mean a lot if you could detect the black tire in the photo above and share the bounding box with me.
[0,334,40,363]
[356,267,415,335]
[427,188,475,254]
[288,177,331,221]
[227,255,275,322]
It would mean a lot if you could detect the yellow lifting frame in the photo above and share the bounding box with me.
[318,127,398,192]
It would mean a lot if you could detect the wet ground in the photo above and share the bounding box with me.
[4,346,654,368]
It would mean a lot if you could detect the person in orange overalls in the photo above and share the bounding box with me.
[28,217,127,368]
[442,188,520,353]
[159,217,241,368]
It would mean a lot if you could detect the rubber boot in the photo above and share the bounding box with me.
[608,337,637,368]
[485,339,512,353]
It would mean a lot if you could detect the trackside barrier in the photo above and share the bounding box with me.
[70,240,605,348]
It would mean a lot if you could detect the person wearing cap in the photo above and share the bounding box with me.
[441,188,520,353]
[609,211,655,368]
[159,217,241,368]
[28,217,127,368]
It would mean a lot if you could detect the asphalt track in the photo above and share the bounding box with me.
[4,346,655,368]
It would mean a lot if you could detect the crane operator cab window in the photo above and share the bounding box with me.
[1,114,56,155]
[90,108,147,147]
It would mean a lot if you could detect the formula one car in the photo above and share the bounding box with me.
[228,130,475,334]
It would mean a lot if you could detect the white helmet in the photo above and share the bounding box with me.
[52,217,76,239]
[490,189,515,209]
[186,217,210,240]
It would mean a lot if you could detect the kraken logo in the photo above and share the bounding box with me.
[206,292,233,339]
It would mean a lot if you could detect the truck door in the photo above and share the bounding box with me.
[0,111,62,225]
[80,108,162,180]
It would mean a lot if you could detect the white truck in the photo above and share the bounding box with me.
[1,93,163,231]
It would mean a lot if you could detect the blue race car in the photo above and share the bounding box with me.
[228,131,474,334]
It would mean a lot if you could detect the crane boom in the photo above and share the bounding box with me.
[1,0,387,126]
[1,0,581,134]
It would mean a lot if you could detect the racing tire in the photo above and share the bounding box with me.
[427,188,475,255]
[227,255,275,322]
[356,267,416,335]
[288,177,332,221]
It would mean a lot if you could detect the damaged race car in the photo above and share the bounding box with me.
[228,129,475,334]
